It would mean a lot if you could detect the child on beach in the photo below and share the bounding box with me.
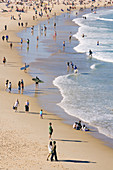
[40,109,43,119]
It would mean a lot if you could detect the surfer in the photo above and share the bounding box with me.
[35,76,40,88]
[89,49,93,57]
[82,34,85,38]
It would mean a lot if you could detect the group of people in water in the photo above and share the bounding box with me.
[67,61,78,74]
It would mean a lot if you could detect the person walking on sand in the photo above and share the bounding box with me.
[13,99,19,112]
[20,38,23,46]
[21,79,24,94]
[3,57,6,65]
[6,35,9,42]
[51,141,58,161]
[25,100,29,112]
[40,109,43,119]
[8,82,12,93]
[10,42,13,49]
[49,122,53,140]
[5,80,9,90]
[47,141,53,161]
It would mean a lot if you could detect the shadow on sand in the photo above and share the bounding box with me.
[58,160,96,164]
[53,138,88,143]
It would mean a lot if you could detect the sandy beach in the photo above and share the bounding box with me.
[0,1,113,169]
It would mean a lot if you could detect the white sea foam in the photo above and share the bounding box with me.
[53,74,113,139]
[72,9,113,63]
[97,17,113,22]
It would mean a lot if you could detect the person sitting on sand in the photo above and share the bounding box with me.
[82,125,90,131]
[73,122,77,129]
[78,120,82,130]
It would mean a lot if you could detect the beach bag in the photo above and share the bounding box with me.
[13,106,15,110]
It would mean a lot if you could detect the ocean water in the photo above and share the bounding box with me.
[17,8,113,141]
[53,8,113,139]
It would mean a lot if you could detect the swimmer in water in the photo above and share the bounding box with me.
[97,41,99,45]
[63,41,65,48]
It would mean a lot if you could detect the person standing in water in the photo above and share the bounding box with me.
[74,64,78,74]
[67,62,70,72]
[21,79,24,94]
[89,49,93,57]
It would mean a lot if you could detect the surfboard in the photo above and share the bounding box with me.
[20,65,29,70]
[32,78,44,83]
[61,9,64,12]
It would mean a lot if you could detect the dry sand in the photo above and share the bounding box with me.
[0,1,113,170]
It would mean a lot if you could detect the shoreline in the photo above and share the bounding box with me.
[0,1,113,169]
[18,7,113,148]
